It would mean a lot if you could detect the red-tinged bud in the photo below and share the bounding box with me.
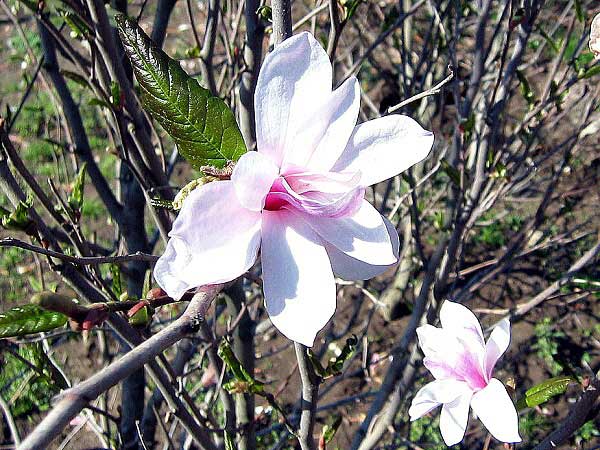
[127,300,149,317]
[146,287,166,300]
[81,304,109,330]
[582,376,590,389]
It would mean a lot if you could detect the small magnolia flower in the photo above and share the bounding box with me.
[409,301,521,446]
[154,32,433,346]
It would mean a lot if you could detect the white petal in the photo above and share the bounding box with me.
[485,318,511,379]
[331,115,434,187]
[303,200,396,266]
[261,210,336,346]
[231,151,279,211]
[283,77,360,171]
[440,390,473,446]
[440,301,485,356]
[416,324,462,368]
[255,32,332,167]
[155,181,261,299]
[471,378,521,443]
[153,237,196,300]
[324,215,399,280]
[409,379,469,420]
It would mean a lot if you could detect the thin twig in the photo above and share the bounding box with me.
[0,395,20,446]
[0,238,158,265]
[385,67,454,114]
[294,343,320,450]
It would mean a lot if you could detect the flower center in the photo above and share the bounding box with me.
[263,170,364,218]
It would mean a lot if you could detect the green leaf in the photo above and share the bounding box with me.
[61,70,90,88]
[537,27,559,54]
[60,10,92,39]
[580,65,600,79]
[218,339,264,394]
[516,70,536,107]
[110,264,122,297]
[326,335,358,376]
[321,416,342,446]
[0,305,67,338]
[516,376,575,410]
[110,81,121,107]
[68,162,87,215]
[88,98,112,109]
[224,432,236,450]
[115,14,247,169]
[256,5,272,22]
[129,304,149,326]
[574,0,584,24]
[341,0,362,21]
[1,198,33,232]
[440,159,461,187]
[309,336,358,380]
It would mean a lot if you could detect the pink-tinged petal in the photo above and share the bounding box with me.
[282,77,360,171]
[423,356,460,380]
[303,200,396,266]
[409,379,469,420]
[324,215,399,280]
[285,171,361,195]
[471,378,521,443]
[416,324,461,366]
[484,318,511,380]
[231,151,279,211]
[255,32,331,167]
[155,181,261,299]
[439,388,473,446]
[331,115,434,187]
[261,211,336,347]
[440,301,486,364]
[417,324,487,390]
[264,177,364,218]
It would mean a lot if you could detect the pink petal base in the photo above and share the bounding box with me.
[264,170,364,218]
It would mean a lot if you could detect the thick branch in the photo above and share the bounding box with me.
[271,0,292,45]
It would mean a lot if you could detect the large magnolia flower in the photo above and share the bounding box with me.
[409,301,521,446]
[154,32,433,346]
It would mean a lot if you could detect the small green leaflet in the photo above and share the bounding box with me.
[116,14,247,169]
[309,335,358,379]
[320,416,342,447]
[218,339,265,394]
[0,198,33,232]
[574,0,584,24]
[580,65,600,79]
[68,162,87,214]
[0,305,68,338]
[516,376,575,410]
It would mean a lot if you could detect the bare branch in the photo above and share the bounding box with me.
[294,343,320,450]
[17,287,223,450]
